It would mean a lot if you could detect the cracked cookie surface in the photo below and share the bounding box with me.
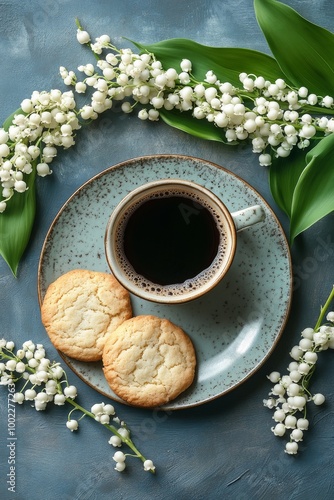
[41,269,132,361]
[102,315,196,407]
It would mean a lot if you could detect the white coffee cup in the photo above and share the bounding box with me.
[105,179,265,304]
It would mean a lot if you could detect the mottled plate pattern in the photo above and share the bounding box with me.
[38,155,292,410]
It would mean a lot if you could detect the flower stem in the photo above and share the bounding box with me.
[65,397,151,468]
[314,285,334,330]
[301,286,334,392]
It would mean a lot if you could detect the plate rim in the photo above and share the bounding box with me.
[37,153,293,410]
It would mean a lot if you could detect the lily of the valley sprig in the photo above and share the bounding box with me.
[264,286,334,454]
[0,90,81,214]
[0,339,155,474]
[64,27,334,168]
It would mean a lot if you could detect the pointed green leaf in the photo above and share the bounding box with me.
[0,107,34,276]
[289,134,334,243]
[269,148,309,217]
[254,0,334,95]
[159,108,229,143]
[0,168,36,276]
[132,38,284,86]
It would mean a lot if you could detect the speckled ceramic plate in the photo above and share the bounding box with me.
[38,155,292,410]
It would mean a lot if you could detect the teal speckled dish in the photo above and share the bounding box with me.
[38,155,292,410]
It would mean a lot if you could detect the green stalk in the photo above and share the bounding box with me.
[298,285,334,395]
[65,397,152,469]
[314,286,334,330]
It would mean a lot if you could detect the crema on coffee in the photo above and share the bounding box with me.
[113,188,231,298]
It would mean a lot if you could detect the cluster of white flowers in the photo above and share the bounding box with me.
[0,339,154,473]
[264,307,334,454]
[1,24,334,213]
[60,26,334,168]
[0,89,81,213]
[0,339,68,410]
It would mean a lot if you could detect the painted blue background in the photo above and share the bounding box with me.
[1,1,334,498]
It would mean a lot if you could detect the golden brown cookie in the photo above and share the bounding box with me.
[41,269,132,361]
[102,315,196,407]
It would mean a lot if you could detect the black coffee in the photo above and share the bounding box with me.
[123,195,220,285]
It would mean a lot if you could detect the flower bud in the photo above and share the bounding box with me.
[66,419,79,431]
[76,29,91,44]
[285,442,298,454]
[180,59,192,72]
[313,393,325,405]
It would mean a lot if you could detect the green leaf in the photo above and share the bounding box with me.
[254,0,334,95]
[269,147,309,217]
[289,134,334,243]
[0,107,35,276]
[0,168,36,276]
[132,38,284,86]
[159,108,228,143]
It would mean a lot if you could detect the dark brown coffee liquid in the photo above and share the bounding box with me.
[123,195,220,285]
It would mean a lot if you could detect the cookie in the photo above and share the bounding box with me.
[102,315,196,407]
[41,269,132,362]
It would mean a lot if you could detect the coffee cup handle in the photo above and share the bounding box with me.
[231,205,266,232]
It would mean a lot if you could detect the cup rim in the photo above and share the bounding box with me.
[104,178,237,304]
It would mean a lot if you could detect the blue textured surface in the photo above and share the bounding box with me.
[0,1,334,499]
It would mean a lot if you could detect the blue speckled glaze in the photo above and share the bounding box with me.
[38,155,292,409]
